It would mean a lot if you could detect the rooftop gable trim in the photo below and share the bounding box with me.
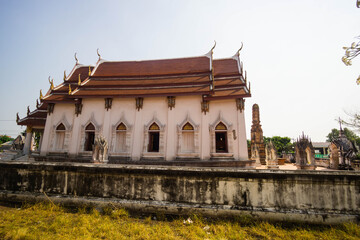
[65,64,94,82]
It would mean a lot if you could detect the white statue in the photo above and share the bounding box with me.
[92,135,108,163]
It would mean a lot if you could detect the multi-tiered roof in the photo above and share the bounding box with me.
[18,46,251,127]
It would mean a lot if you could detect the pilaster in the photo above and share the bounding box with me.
[131,106,143,161]
[165,104,175,160]
[23,126,33,155]
[40,112,54,156]
[237,110,249,160]
[69,114,81,156]
[200,111,210,160]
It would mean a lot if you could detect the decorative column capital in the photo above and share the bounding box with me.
[167,96,175,110]
[236,98,245,112]
[105,98,113,111]
[47,103,55,115]
[136,97,143,111]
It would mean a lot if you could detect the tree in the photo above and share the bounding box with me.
[263,136,294,155]
[342,112,360,133]
[0,135,14,145]
[326,128,360,147]
[326,128,339,142]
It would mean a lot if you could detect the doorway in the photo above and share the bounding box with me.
[215,132,227,153]
[148,132,160,152]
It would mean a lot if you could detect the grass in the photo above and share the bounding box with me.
[0,203,359,240]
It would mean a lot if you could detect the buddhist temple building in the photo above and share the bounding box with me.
[17,46,252,163]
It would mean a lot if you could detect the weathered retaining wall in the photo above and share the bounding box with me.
[0,161,359,224]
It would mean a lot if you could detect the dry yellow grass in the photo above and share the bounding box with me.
[0,203,359,240]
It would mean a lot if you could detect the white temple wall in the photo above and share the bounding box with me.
[170,95,202,160]
[109,98,136,158]
[40,96,249,161]
[77,99,104,153]
[40,104,73,155]
[140,97,167,160]
[237,109,249,160]
[208,99,239,159]
[40,112,53,156]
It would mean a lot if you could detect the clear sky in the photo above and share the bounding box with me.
[0,0,359,141]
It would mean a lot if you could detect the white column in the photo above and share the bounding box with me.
[237,110,249,160]
[23,126,33,155]
[200,112,210,160]
[102,107,112,142]
[69,113,81,156]
[131,108,143,161]
[40,112,54,156]
[165,105,175,161]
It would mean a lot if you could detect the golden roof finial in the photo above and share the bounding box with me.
[237,42,244,56]
[211,41,216,55]
[40,89,43,100]
[74,52,79,64]
[78,74,81,86]
[68,84,72,95]
[88,66,92,76]
[245,70,247,85]
[27,106,30,116]
[16,112,20,123]
[48,76,54,90]
[97,48,101,61]
[63,70,67,81]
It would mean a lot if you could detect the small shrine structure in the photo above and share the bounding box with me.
[294,133,316,170]
[250,104,266,164]
[265,140,278,169]
[329,119,357,170]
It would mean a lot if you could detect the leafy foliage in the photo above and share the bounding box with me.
[326,128,360,147]
[263,136,294,155]
[0,135,13,145]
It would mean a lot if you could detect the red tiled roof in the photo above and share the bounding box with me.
[213,59,240,77]
[40,55,250,102]
[92,56,211,77]
[17,106,47,127]
[66,66,93,83]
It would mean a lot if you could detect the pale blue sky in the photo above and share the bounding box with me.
[0,0,359,141]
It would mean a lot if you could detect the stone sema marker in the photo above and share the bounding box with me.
[17,46,252,165]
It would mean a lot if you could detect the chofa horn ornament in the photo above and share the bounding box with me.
[74,52,79,64]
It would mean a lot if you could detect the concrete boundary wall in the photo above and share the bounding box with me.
[0,161,359,224]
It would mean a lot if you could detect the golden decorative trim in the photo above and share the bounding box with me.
[78,74,81,86]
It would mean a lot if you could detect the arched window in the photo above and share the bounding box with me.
[148,123,160,152]
[215,122,228,153]
[84,123,95,151]
[116,123,127,152]
[55,123,66,150]
[181,122,195,153]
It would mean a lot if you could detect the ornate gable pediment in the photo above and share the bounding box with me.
[52,114,72,131]
[112,113,133,132]
[177,113,199,132]
[82,113,101,131]
[144,116,165,131]
[209,111,232,131]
